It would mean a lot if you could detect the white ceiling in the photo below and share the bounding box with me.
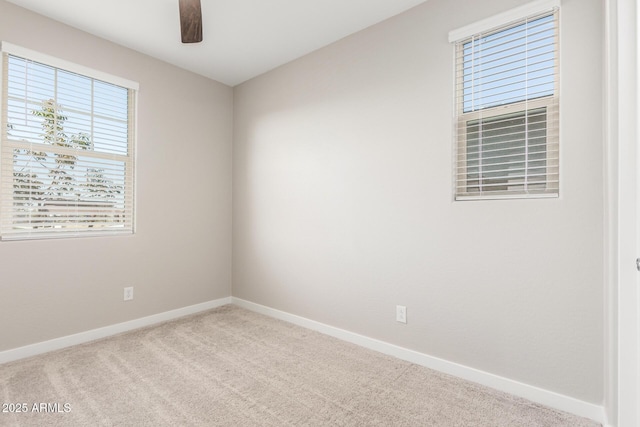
[6,0,428,86]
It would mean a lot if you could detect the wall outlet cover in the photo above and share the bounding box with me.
[396,305,407,323]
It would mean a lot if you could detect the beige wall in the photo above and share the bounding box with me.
[0,1,233,351]
[233,0,604,404]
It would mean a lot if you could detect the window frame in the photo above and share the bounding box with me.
[450,1,560,201]
[0,42,138,240]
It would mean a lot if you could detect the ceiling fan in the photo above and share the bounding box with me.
[179,0,203,43]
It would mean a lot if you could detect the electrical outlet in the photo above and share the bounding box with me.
[396,305,407,324]
[124,286,134,301]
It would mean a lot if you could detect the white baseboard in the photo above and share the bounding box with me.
[232,297,607,425]
[0,297,232,365]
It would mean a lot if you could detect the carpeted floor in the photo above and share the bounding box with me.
[0,305,600,426]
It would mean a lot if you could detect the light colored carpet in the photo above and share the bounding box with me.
[0,305,599,426]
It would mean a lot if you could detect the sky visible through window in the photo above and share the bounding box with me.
[462,14,555,113]
[7,55,129,154]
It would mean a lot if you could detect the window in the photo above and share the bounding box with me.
[0,43,137,240]
[451,5,559,200]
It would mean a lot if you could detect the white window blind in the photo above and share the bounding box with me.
[452,8,559,200]
[0,46,136,240]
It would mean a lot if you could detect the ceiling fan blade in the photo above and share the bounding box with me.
[179,0,203,43]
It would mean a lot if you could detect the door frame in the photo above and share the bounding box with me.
[608,0,640,425]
